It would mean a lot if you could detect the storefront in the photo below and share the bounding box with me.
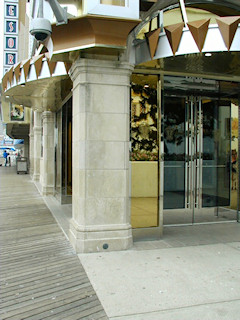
[130,75,239,238]
[1,0,240,252]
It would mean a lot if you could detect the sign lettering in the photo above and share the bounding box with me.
[6,20,17,33]
[3,1,18,80]
[5,52,16,65]
[5,4,18,18]
[6,36,17,49]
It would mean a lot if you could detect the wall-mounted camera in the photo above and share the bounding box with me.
[29,17,52,42]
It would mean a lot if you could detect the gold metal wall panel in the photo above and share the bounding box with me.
[14,62,21,83]
[187,19,210,52]
[64,62,72,73]
[8,67,14,84]
[164,22,184,55]
[145,28,161,59]
[47,61,57,75]
[216,16,240,50]
[33,54,44,78]
[51,15,140,60]
[22,59,31,82]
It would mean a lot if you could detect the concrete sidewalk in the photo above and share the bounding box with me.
[41,169,240,319]
[78,225,240,319]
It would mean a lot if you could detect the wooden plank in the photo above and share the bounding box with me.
[0,168,108,320]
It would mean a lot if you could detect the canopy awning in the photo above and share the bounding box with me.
[2,54,72,111]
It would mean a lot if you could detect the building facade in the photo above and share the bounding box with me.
[1,0,240,252]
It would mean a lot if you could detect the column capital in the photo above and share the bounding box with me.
[42,110,54,122]
[33,126,42,133]
[69,58,134,85]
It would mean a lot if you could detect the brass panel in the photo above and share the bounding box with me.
[187,3,240,17]
[8,66,14,84]
[22,59,31,82]
[216,16,240,50]
[14,62,21,83]
[137,52,240,81]
[164,22,184,55]
[145,28,161,59]
[64,62,72,73]
[33,54,44,78]
[51,15,140,60]
[47,60,56,75]
[187,19,210,52]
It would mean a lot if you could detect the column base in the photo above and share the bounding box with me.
[33,173,40,182]
[69,219,133,253]
[42,185,54,196]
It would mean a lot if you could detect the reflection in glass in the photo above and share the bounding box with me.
[202,100,231,207]
[55,97,72,204]
[130,75,159,228]
[163,97,185,209]
[62,98,72,200]
[162,76,238,224]
[230,103,239,211]
[55,110,62,197]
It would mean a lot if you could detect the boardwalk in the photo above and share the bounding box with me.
[0,167,108,320]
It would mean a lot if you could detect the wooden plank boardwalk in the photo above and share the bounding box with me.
[0,167,108,320]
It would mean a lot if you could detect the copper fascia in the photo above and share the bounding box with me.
[22,59,31,81]
[33,54,44,78]
[216,16,240,50]
[187,19,210,52]
[51,15,140,58]
[8,66,14,84]
[145,28,161,59]
[13,62,21,83]
[164,22,185,55]
[64,62,72,73]
[47,60,57,75]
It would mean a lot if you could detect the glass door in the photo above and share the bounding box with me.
[163,96,236,224]
[163,96,189,223]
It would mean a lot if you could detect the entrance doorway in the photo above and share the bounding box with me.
[130,74,239,232]
[163,96,237,224]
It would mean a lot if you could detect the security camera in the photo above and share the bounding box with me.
[30,17,52,42]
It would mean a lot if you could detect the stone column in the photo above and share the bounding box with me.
[69,58,133,253]
[33,111,42,182]
[29,109,34,176]
[42,111,55,195]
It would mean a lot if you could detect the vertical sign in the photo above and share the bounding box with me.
[3,1,19,74]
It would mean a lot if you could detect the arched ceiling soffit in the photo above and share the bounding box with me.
[2,54,72,111]
[133,0,240,70]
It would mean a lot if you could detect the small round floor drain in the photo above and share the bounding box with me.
[103,243,108,250]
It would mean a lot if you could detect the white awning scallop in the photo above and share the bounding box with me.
[2,54,72,111]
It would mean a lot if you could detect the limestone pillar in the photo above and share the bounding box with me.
[41,111,55,195]
[33,111,42,182]
[69,58,133,253]
[29,109,34,176]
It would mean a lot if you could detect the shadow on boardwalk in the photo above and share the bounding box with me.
[0,166,108,320]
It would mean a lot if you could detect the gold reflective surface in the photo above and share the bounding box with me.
[130,75,159,228]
